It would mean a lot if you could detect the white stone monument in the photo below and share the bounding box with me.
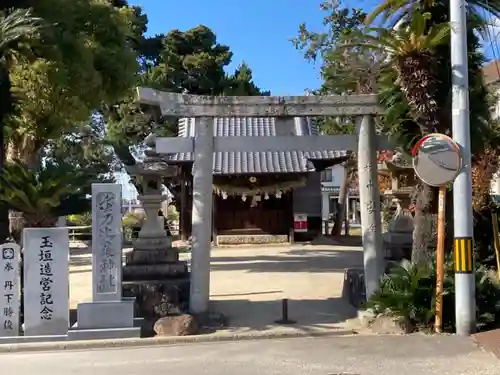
[0,243,21,337]
[23,228,69,336]
[72,183,139,340]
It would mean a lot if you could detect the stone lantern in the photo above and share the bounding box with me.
[134,148,177,245]
[378,153,416,261]
[122,134,190,331]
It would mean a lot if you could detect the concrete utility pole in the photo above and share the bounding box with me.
[450,0,476,335]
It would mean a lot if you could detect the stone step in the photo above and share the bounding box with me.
[122,278,191,289]
[216,234,288,245]
[122,262,188,280]
[0,334,68,344]
[132,237,172,250]
[125,248,179,264]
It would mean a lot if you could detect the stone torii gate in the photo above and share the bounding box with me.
[136,87,387,314]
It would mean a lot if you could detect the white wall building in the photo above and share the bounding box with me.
[320,165,361,225]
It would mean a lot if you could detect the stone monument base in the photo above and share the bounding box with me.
[76,300,134,329]
[123,278,190,317]
[68,325,141,341]
[70,298,141,340]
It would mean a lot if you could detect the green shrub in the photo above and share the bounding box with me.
[166,205,179,223]
[122,211,144,227]
[67,212,91,226]
[365,259,500,332]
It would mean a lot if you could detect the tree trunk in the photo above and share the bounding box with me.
[23,214,57,228]
[19,148,41,169]
[332,165,349,236]
[8,141,42,169]
[4,141,43,241]
[397,55,443,266]
[411,182,435,265]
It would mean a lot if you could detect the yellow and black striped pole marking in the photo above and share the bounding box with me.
[454,237,473,273]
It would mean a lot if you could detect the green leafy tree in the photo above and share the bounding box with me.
[4,0,140,167]
[45,0,148,181]
[44,116,119,181]
[293,4,375,236]
[0,8,44,242]
[224,62,271,96]
[105,25,234,166]
[0,0,143,239]
[105,25,270,200]
[0,160,95,229]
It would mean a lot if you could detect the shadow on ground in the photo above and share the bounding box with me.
[210,247,363,273]
[209,297,358,333]
[310,235,363,247]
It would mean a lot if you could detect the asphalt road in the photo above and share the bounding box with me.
[1,335,497,375]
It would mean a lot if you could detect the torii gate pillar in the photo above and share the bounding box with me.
[357,116,384,296]
[190,118,214,313]
[136,88,386,313]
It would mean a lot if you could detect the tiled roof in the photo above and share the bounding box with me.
[170,117,348,174]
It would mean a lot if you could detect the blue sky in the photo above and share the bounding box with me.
[129,0,500,96]
[129,0,379,95]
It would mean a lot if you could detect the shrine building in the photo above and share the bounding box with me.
[169,116,349,244]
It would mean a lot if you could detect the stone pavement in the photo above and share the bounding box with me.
[69,242,364,336]
[1,335,498,374]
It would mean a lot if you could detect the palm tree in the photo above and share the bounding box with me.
[343,12,450,264]
[365,0,500,28]
[0,9,44,241]
[0,160,92,231]
[349,12,449,134]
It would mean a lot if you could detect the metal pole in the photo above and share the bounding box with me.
[274,298,296,325]
[450,0,476,335]
[435,186,446,333]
